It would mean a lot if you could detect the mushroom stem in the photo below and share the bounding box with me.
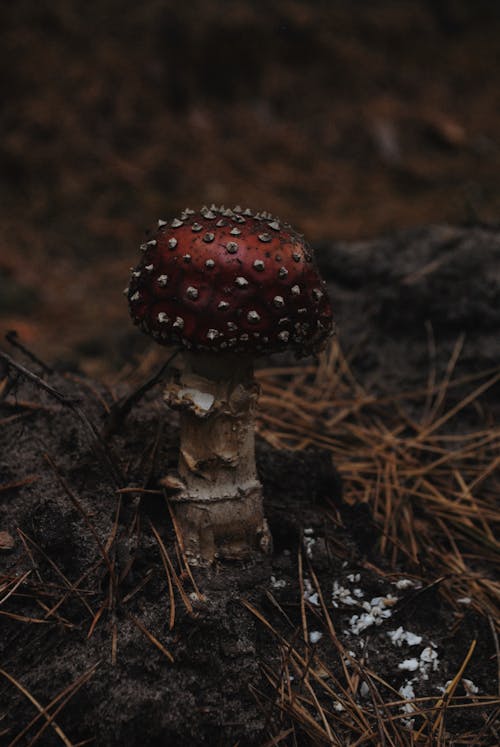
[164,352,271,564]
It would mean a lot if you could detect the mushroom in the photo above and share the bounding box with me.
[127,205,333,564]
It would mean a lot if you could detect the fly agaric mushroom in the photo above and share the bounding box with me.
[127,205,333,564]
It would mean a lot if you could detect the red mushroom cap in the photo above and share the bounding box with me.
[127,206,333,356]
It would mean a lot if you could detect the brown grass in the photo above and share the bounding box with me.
[245,339,500,744]
[244,561,499,746]
[257,340,500,625]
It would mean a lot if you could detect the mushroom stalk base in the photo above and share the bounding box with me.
[164,353,271,564]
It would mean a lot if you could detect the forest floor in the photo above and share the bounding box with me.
[1,2,499,744]
[1,225,499,745]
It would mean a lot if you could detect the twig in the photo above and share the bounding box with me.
[18,530,95,619]
[5,331,53,374]
[0,352,75,406]
[8,662,99,747]
[0,476,39,493]
[126,612,174,662]
[0,668,74,747]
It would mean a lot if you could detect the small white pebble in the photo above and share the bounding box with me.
[398,659,420,672]
[420,646,438,664]
[344,651,357,667]
[420,646,439,672]
[270,576,286,590]
[349,613,376,634]
[341,595,357,606]
[354,595,398,629]
[303,531,316,558]
[388,627,423,647]
[371,594,398,607]
[332,580,358,606]
[399,682,417,716]
[462,678,479,695]
[303,579,320,607]
[439,678,479,695]
[419,646,440,679]
[388,626,403,644]
[399,681,415,701]
[395,578,416,590]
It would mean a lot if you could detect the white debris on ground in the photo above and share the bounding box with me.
[398,680,417,729]
[388,626,423,647]
[303,578,320,607]
[309,630,323,644]
[438,678,479,695]
[386,636,440,729]
[332,580,359,607]
[270,576,286,589]
[399,682,417,728]
[399,681,416,712]
[329,574,420,636]
[359,681,370,698]
[299,568,445,717]
[462,678,479,695]
[348,594,399,635]
[397,650,443,728]
[420,646,439,675]
[398,658,419,673]
[457,597,471,605]
[303,527,316,558]
[394,578,418,590]
[399,644,439,679]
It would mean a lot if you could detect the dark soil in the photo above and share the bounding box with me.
[1,225,498,745]
[322,223,500,398]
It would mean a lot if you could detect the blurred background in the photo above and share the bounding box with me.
[1,0,499,379]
